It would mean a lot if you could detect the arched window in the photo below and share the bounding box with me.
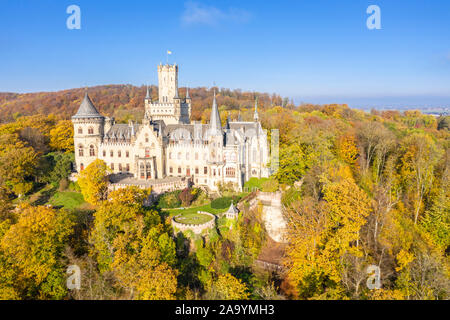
[110,150,114,157]
[146,162,151,179]
[78,144,84,157]
[78,128,83,134]
[89,145,95,157]
[145,148,150,158]
[88,127,94,134]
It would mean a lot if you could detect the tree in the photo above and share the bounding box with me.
[275,144,309,184]
[89,187,178,299]
[0,205,74,299]
[77,159,110,205]
[49,120,74,152]
[0,140,38,196]
[207,273,250,300]
[400,133,443,224]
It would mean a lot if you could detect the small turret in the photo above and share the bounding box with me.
[253,97,259,122]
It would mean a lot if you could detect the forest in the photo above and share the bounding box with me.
[0,86,448,300]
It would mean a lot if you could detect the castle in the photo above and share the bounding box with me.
[72,63,270,193]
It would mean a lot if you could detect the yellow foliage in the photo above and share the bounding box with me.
[49,120,74,152]
[77,159,110,205]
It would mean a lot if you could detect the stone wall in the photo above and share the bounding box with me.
[171,211,216,235]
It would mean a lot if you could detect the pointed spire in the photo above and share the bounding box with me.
[253,97,259,122]
[186,87,190,99]
[145,85,151,100]
[209,89,222,135]
[72,92,104,119]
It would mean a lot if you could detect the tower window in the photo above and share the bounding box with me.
[102,150,106,157]
[78,145,84,157]
[145,133,149,143]
[89,145,95,157]
[118,151,121,158]
[88,127,94,134]
[126,151,129,158]
[110,150,114,157]
[78,128,83,134]
[178,167,181,174]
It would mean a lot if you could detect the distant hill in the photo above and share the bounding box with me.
[0,85,289,124]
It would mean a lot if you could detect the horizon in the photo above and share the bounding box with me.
[1,0,449,109]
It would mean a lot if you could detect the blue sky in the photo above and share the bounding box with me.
[1,0,449,107]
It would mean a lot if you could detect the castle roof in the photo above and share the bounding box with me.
[72,92,104,119]
[226,202,238,214]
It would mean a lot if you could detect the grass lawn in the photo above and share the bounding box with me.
[174,212,214,225]
[165,203,227,217]
[49,191,88,210]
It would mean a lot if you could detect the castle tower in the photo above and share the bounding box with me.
[72,92,105,172]
[158,64,178,103]
[145,64,190,124]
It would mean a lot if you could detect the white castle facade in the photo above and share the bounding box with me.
[72,63,269,192]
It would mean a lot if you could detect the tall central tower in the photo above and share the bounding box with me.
[145,63,191,124]
[158,64,178,103]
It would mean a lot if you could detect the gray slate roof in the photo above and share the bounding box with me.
[72,93,104,119]
[226,203,239,214]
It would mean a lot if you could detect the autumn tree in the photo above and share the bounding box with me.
[90,187,178,299]
[206,273,250,300]
[49,120,74,152]
[0,205,74,299]
[77,159,110,205]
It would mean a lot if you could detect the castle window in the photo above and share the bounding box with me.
[102,150,106,157]
[226,168,235,177]
[169,167,173,174]
[110,150,113,157]
[126,164,130,172]
[213,169,216,176]
[111,163,114,171]
[145,148,150,158]
[119,164,122,172]
[78,145,84,157]
[88,127,94,135]
[186,167,190,176]
[89,145,95,157]
[146,162,151,179]
[204,167,207,174]
[78,128,83,134]
[80,163,84,171]
[169,152,172,159]
[195,167,199,174]
[118,151,121,158]
[140,163,145,179]
[145,133,149,143]
[126,151,129,158]
[195,153,198,160]
[178,167,181,174]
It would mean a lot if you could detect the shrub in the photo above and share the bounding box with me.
[158,190,182,208]
[179,188,195,207]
